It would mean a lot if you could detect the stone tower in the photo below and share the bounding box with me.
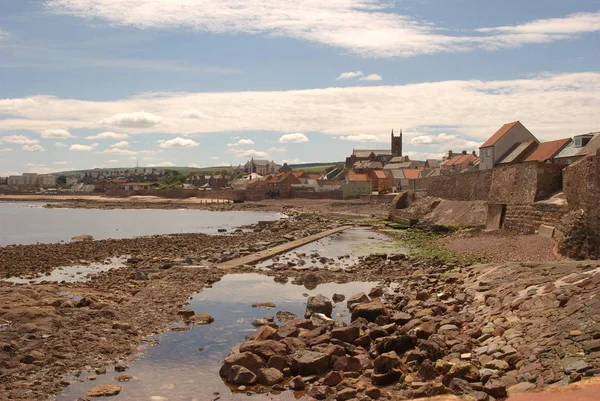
[391,129,403,157]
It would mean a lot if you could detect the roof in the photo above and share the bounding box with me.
[354,161,383,169]
[498,140,538,164]
[250,159,270,165]
[402,169,421,180]
[444,154,478,167]
[524,138,572,162]
[373,170,386,179]
[383,163,413,170]
[387,169,405,179]
[347,173,370,182]
[555,132,600,159]
[480,121,520,148]
[425,159,441,168]
[389,156,409,163]
[352,149,391,157]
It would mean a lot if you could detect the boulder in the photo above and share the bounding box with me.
[276,311,298,323]
[332,293,346,303]
[274,318,314,339]
[372,351,404,386]
[258,367,284,385]
[291,350,330,375]
[219,352,265,377]
[308,385,335,400]
[72,234,94,242]
[267,355,291,372]
[331,326,360,344]
[305,294,333,318]
[507,382,536,396]
[256,325,277,341]
[324,371,344,386]
[289,375,305,391]
[239,340,289,361]
[188,313,214,325]
[347,292,370,310]
[86,385,121,397]
[332,355,363,372]
[351,301,388,322]
[227,365,257,385]
[336,388,358,401]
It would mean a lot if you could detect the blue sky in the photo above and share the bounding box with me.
[0,0,599,174]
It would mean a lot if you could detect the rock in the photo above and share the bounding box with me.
[188,313,214,325]
[308,385,334,400]
[391,312,412,325]
[227,365,257,385]
[484,359,509,371]
[289,375,305,391]
[564,360,591,373]
[442,362,479,386]
[305,294,333,318]
[332,293,346,303]
[449,378,474,395]
[372,351,404,386]
[332,355,363,372]
[291,350,330,375]
[258,367,284,385]
[114,363,128,372]
[276,311,298,323]
[351,300,388,323]
[415,321,437,339]
[86,384,122,397]
[507,382,536,396]
[331,326,360,343]
[267,354,291,372]
[582,339,600,352]
[347,292,370,310]
[275,318,314,339]
[365,386,382,399]
[114,374,133,382]
[252,302,276,309]
[483,377,506,398]
[239,340,288,361]
[72,234,94,242]
[220,352,265,377]
[336,388,358,401]
[324,371,344,386]
[177,309,195,318]
[256,325,277,341]
[132,271,149,280]
[311,313,334,326]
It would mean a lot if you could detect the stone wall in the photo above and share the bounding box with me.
[503,203,568,234]
[289,189,343,199]
[414,170,492,201]
[105,189,243,201]
[561,152,600,259]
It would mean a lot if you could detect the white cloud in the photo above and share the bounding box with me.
[25,163,46,167]
[209,156,219,160]
[0,135,39,144]
[21,144,46,152]
[41,129,72,138]
[337,71,363,80]
[267,147,285,152]
[0,27,11,41]
[227,138,255,146]
[54,161,71,165]
[97,148,137,155]
[1,73,599,143]
[359,74,382,81]
[188,163,201,168]
[226,148,269,159]
[69,144,93,151]
[338,134,380,142]
[44,2,600,58]
[0,148,13,152]
[148,161,176,167]
[110,140,129,148]
[105,159,121,163]
[159,137,199,148]
[55,142,68,148]
[86,131,129,140]
[140,149,161,155]
[411,133,479,150]
[100,111,162,128]
[180,109,208,119]
[279,133,308,143]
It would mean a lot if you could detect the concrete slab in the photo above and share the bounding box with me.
[216,225,353,269]
[538,224,555,238]
[486,204,505,231]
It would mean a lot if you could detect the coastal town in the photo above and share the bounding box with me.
[3,122,599,203]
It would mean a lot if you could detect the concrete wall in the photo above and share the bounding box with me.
[415,170,492,201]
[561,152,600,259]
[289,188,343,199]
[105,189,243,200]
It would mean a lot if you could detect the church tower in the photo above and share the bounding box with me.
[391,129,403,157]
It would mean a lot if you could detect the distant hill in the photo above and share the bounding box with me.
[51,162,344,177]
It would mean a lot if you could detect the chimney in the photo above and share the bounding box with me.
[472,151,476,156]
[448,150,453,160]
[462,150,467,155]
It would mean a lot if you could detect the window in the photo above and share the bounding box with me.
[485,148,491,157]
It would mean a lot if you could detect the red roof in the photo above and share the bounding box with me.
[524,138,572,162]
[348,173,370,182]
[480,121,520,148]
[403,169,421,180]
[445,154,478,167]
[374,170,386,179]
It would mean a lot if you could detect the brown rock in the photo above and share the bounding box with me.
[347,292,370,310]
[351,301,388,323]
[324,371,344,386]
[289,375,305,391]
[189,313,214,325]
[365,386,382,399]
[227,365,257,385]
[336,387,358,401]
[291,350,330,375]
[331,326,360,343]
[258,367,284,385]
[239,340,289,362]
[86,384,122,397]
[256,325,277,341]
[220,352,265,377]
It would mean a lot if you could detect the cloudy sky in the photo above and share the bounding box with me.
[0,1,599,175]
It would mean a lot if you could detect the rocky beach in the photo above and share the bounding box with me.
[0,199,599,401]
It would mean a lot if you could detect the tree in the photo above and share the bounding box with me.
[57,175,67,185]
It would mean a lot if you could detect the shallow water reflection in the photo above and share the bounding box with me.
[57,273,377,401]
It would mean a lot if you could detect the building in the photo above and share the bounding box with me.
[345,130,402,168]
[441,151,479,172]
[554,132,600,165]
[366,169,387,192]
[244,158,280,175]
[479,121,538,170]
[120,182,157,191]
[38,175,57,188]
[7,173,56,189]
[523,138,572,163]
[341,173,372,198]
[265,172,301,197]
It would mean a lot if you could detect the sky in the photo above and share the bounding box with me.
[0,0,599,175]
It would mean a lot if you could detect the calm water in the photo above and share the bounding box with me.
[57,273,377,401]
[256,227,392,270]
[0,202,284,246]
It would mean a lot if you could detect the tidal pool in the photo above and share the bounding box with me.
[3,257,127,284]
[256,227,393,270]
[57,273,377,401]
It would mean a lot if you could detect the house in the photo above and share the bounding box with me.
[353,160,384,171]
[383,161,421,170]
[441,151,479,172]
[523,138,572,163]
[496,141,539,165]
[384,168,421,192]
[425,159,441,169]
[341,173,372,198]
[554,132,600,165]
[479,121,539,170]
[66,176,79,186]
[7,173,56,189]
[345,130,402,167]
[208,174,229,189]
[366,169,387,192]
[120,182,157,191]
[265,172,301,197]
[244,158,281,175]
